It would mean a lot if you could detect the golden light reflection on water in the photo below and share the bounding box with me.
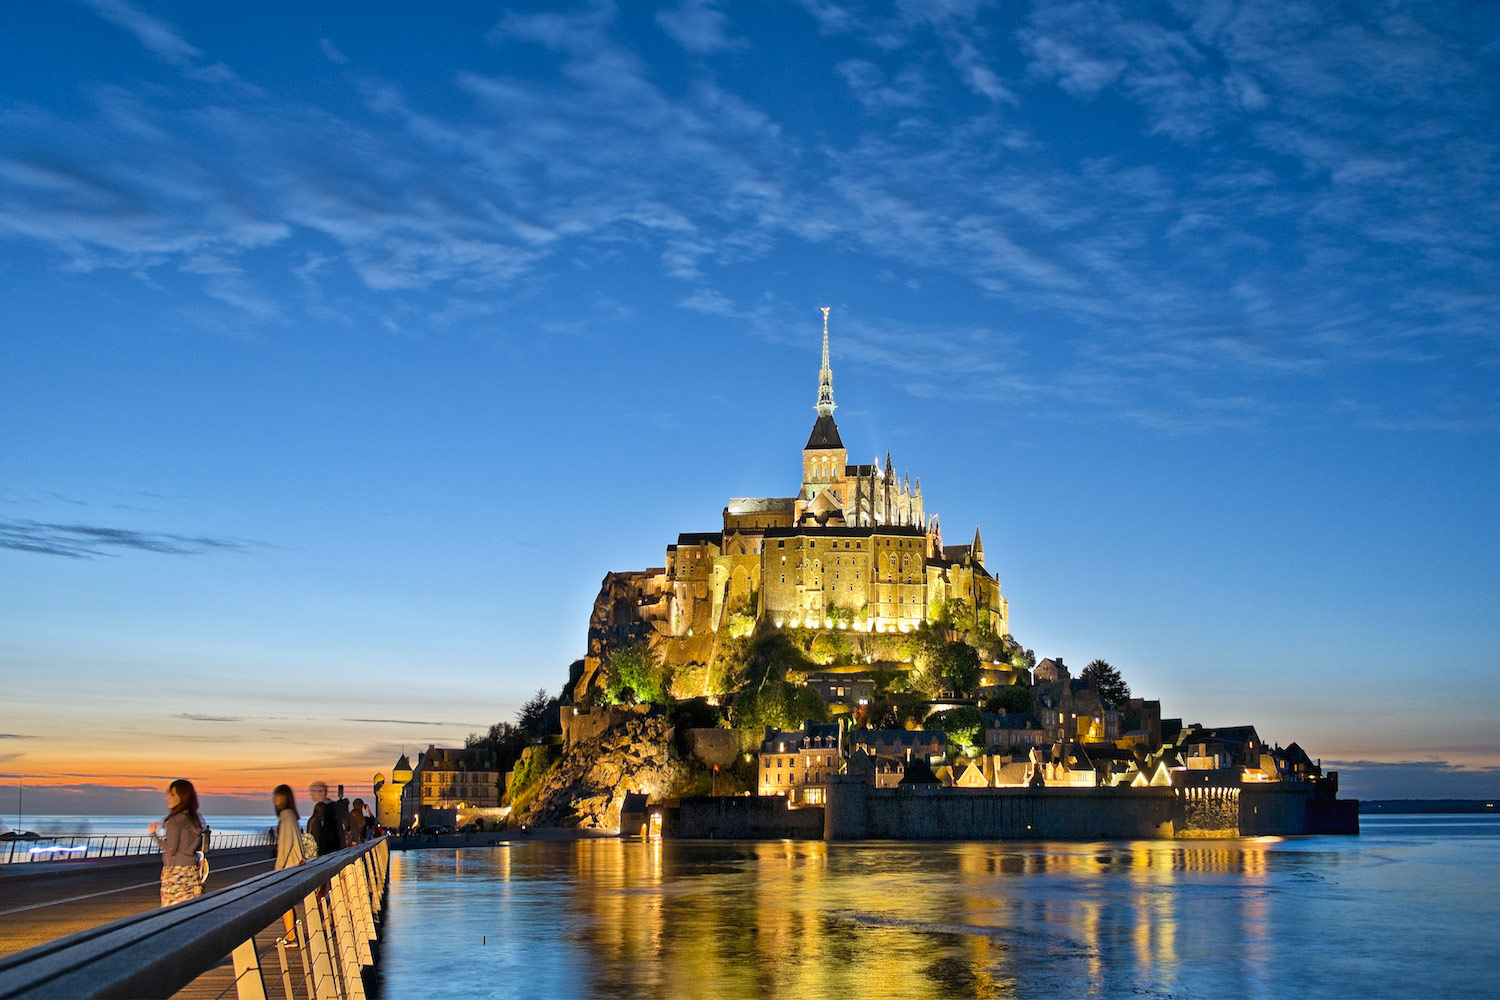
[389,837,1293,999]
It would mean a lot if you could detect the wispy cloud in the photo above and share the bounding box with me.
[77,0,202,68]
[656,0,742,54]
[1,0,1494,432]
[342,718,474,727]
[0,520,261,559]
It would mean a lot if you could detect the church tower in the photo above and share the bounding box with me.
[801,307,847,502]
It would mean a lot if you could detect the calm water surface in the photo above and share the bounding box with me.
[378,816,1498,999]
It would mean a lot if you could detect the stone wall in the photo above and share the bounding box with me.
[684,728,758,768]
[676,796,826,839]
[825,778,1177,841]
[560,704,652,748]
[1177,786,1240,837]
[1240,784,1359,835]
[821,778,1356,841]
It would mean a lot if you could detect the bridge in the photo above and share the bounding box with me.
[0,839,388,999]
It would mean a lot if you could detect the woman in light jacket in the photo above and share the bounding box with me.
[272,784,303,936]
[148,779,204,907]
[273,784,303,869]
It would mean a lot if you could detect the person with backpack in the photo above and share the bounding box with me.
[307,781,341,857]
[148,779,205,907]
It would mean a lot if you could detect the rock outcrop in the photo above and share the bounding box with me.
[515,715,690,830]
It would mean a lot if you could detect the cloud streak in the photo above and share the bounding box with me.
[0,0,1492,432]
[0,519,261,559]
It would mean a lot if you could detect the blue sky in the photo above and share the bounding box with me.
[1,0,1497,811]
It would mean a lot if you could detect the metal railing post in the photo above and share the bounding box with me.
[328,871,366,999]
[302,889,342,1000]
[275,934,296,1000]
[230,938,269,1000]
[347,862,376,955]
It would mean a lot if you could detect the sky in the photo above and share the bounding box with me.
[1,0,1497,816]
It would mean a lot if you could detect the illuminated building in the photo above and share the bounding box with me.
[586,310,1008,680]
[396,744,501,829]
[758,722,841,804]
[372,753,412,830]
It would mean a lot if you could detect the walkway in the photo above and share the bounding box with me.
[0,848,275,959]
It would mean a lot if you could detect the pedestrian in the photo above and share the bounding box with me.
[348,798,368,843]
[148,779,204,908]
[334,797,353,848]
[273,785,303,869]
[272,784,303,936]
[307,781,340,856]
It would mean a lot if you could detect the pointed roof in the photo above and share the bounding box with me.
[807,489,843,514]
[805,413,844,449]
[816,306,836,417]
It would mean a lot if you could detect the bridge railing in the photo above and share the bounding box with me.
[0,837,389,1000]
[2,832,275,865]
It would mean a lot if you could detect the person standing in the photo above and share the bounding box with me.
[148,779,204,908]
[272,784,304,936]
[273,785,304,869]
[348,798,368,843]
[307,781,340,857]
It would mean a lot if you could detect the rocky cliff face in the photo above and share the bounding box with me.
[514,715,691,830]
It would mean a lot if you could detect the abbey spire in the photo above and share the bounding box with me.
[816,306,836,416]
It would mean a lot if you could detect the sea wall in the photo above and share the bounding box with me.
[825,778,1177,841]
[676,795,825,839]
[1240,785,1360,835]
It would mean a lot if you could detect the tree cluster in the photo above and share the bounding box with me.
[1081,659,1130,706]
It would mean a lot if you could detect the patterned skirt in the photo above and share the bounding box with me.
[161,864,203,907]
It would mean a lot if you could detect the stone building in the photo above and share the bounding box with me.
[584,310,1008,685]
[397,744,501,829]
[371,753,412,830]
[758,722,842,805]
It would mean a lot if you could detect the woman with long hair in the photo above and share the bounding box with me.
[272,784,303,869]
[272,784,303,936]
[148,778,204,907]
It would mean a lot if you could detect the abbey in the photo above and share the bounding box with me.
[590,310,1007,656]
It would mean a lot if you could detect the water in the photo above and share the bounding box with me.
[3,813,277,838]
[377,816,1498,999]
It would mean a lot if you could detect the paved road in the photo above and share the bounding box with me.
[0,848,275,958]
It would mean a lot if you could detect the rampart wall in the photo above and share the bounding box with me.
[676,796,826,839]
[825,778,1177,840]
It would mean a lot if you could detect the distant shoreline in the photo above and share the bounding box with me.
[1360,799,1497,814]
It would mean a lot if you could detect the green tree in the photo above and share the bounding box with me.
[988,683,1032,716]
[1081,658,1130,706]
[516,688,552,735]
[604,643,673,705]
[466,721,530,775]
[928,706,985,752]
[1002,634,1036,671]
[936,597,977,634]
[937,641,981,696]
[732,679,828,732]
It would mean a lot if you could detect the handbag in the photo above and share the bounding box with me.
[300,830,319,861]
[197,824,211,884]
